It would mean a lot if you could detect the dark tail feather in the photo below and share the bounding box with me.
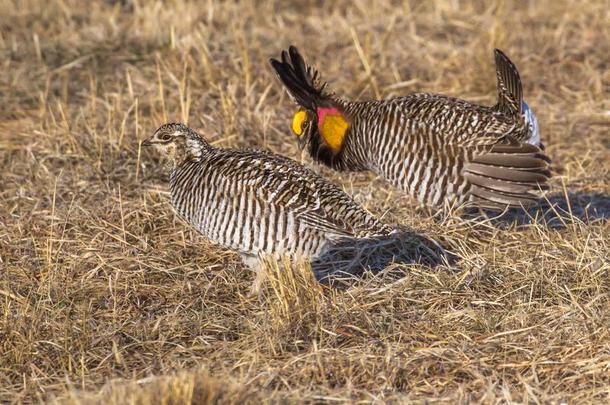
[494,48,523,116]
[270,45,330,110]
[464,140,551,210]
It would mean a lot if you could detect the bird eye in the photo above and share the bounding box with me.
[291,110,308,136]
[160,133,171,141]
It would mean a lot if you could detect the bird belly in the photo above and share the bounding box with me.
[376,140,470,209]
[173,185,328,259]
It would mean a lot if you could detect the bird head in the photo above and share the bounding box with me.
[142,123,209,165]
[291,107,349,154]
[291,109,317,149]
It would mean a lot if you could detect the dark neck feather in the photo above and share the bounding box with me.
[307,127,368,172]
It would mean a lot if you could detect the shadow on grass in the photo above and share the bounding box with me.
[464,192,610,229]
[311,228,456,285]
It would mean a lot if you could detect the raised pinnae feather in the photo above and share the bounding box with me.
[270,59,312,107]
[494,48,523,116]
[289,45,313,87]
[269,45,332,110]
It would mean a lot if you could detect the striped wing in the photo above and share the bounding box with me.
[342,95,550,209]
[462,137,551,209]
[217,150,388,238]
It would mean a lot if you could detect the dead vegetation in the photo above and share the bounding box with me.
[1,0,609,403]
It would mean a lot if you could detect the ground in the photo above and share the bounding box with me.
[1,0,609,403]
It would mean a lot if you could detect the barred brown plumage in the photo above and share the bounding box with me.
[142,123,391,293]
[270,46,551,211]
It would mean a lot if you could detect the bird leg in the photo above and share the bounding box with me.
[240,254,266,297]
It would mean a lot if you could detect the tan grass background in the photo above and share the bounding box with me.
[1,0,609,403]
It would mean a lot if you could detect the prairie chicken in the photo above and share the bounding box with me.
[142,123,391,294]
[270,46,551,211]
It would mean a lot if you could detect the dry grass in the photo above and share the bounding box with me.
[1,0,609,403]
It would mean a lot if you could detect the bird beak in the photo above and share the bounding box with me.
[297,135,308,150]
[141,138,153,147]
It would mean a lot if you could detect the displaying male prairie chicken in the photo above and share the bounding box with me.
[270,46,551,210]
[142,123,391,294]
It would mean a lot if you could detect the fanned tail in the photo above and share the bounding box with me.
[464,138,551,210]
[494,48,523,117]
[269,45,332,110]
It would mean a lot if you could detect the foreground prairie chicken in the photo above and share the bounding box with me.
[270,47,551,210]
[143,123,391,293]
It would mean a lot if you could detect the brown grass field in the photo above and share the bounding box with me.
[1,0,609,403]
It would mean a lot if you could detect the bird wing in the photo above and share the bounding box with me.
[219,150,382,238]
[461,136,551,209]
